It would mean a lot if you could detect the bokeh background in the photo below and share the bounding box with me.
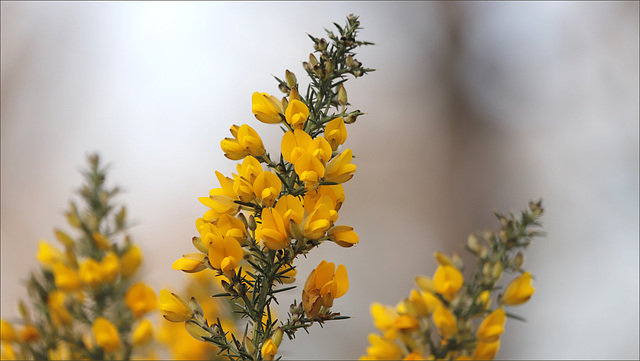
[2,2,638,359]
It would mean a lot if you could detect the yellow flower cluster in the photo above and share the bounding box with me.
[0,155,160,360]
[361,201,543,360]
[163,14,373,360]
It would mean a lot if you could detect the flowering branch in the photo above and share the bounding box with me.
[163,14,373,361]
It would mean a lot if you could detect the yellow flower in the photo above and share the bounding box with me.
[172,253,207,273]
[328,225,359,247]
[433,265,463,301]
[281,129,312,164]
[92,317,120,353]
[294,153,325,189]
[370,303,397,333]
[79,258,102,287]
[209,235,243,274]
[472,340,500,360]
[274,195,305,237]
[432,305,457,338]
[199,171,240,221]
[302,260,348,318]
[216,214,248,243]
[159,289,193,323]
[52,263,81,292]
[285,99,309,130]
[252,92,283,124]
[476,308,506,343]
[324,117,348,151]
[220,124,266,160]
[125,282,158,319]
[363,334,403,360]
[0,320,17,343]
[252,170,281,207]
[408,289,441,317]
[36,241,64,267]
[131,319,154,346]
[100,252,120,283]
[232,156,263,203]
[19,325,40,343]
[47,291,73,326]
[303,185,344,213]
[325,148,356,183]
[261,339,278,361]
[502,271,535,306]
[303,204,332,240]
[259,208,290,250]
[120,245,142,277]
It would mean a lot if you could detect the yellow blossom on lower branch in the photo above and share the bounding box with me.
[362,201,544,360]
[302,260,349,318]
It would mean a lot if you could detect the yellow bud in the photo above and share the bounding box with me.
[415,276,436,294]
[491,262,503,279]
[476,308,506,343]
[92,317,120,353]
[337,84,347,106]
[54,229,74,247]
[261,339,278,361]
[132,319,154,346]
[120,245,142,277]
[434,252,453,266]
[467,234,481,253]
[502,272,535,306]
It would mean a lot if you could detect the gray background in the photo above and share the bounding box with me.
[2,2,638,359]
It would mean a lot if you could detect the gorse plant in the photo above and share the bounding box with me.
[0,14,545,361]
[163,14,374,361]
[360,201,544,360]
[0,154,158,360]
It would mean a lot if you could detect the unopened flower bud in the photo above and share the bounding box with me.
[285,70,297,88]
[345,113,358,124]
[281,97,289,112]
[491,262,503,279]
[346,54,355,68]
[452,253,464,270]
[482,263,492,278]
[289,87,300,101]
[338,84,348,106]
[325,58,334,76]
[434,252,452,266]
[278,83,289,94]
[302,61,312,71]
[467,234,480,253]
[309,53,319,67]
[248,215,257,231]
[272,327,284,347]
[515,252,524,270]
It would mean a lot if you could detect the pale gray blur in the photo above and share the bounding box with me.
[1,2,638,359]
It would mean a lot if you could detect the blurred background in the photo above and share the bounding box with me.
[1,2,638,359]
